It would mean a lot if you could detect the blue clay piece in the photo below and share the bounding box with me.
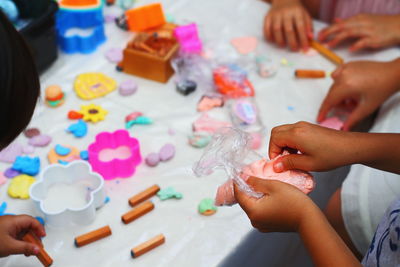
[55,144,71,156]
[35,216,45,226]
[67,120,88,138]
[80,150,89,160]
[0,202,7,215]
[12,156,40,176]
[58,160,69,165]
[125,116,153,129]
[104,196,110,204]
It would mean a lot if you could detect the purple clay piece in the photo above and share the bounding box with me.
[4,168,20,178]
[105,48,123,63]
[159,144,175,162]
[22,145,35,155]
[119,80,138,96]
[28,134,52,147]
[105,14,117,23]
[24,128,40,138]
[0,142,23,163]
[168,128,176,136]
[145,153,160,167]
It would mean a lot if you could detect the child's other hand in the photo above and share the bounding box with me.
[234,176,317,232]
[318,14,400,52]
[264,0,313,51]
[317,60,400,131]
[269,121,353,172]
[0,215,46,257]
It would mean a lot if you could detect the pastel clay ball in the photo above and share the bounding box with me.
[119,80,138,96]
[28,134,52,147]
[45,85,62,100]
[145,153,160,167]
[159,144,175,162]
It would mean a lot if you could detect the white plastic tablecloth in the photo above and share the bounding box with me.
[0,0,399,266]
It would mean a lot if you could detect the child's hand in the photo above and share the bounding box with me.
[234,176,317,232]
[317,59,400,131]
[269,121,355,172]
[318,14,400,52]
[264,0,313,51]
[0,215,46,257]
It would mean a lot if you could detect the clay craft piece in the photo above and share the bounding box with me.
[192,113,231,134]
[0,142,23,163]
[131,234,165,258]
[68,111,84,120]
[29,135,52,147]
[67,120,88,138]
[159,144,175,162]
[88,129,141,180]
[188,133,212,148]
[30,161,106,226]
[12,156,40,176]
[157,187,182,201]
[198,198,217,216]
[4,168,20,178]
[145,153,160,167]
[119,80,138,96]
[128,184,160,207]
[230,36,258,55]
[105,47,123,63]
[24,128,41,138]
[125,116,152,129]
[8,175,36,199]
[48,145,80,164]
[45,85,65,107]
[118,29,179,83]
[121,201,154,224]
[74,225,112,247]
[213,64,255,98]
[80,104,108,123]
[197,95,224,112]
[74,73,117,100]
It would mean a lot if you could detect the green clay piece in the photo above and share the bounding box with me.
[125,116,153,129]
[166,14,175,23]
[198,198,217,214]
[156,187,183,201]
[47,99,62,107]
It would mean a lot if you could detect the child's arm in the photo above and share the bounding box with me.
[234,177,361,267]
[318,14,400,52]
[264,0,313,50]
[318,58,400,131]
[0,215,46,257]
[269,121,400,174]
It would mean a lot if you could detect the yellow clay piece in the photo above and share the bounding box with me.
[8,175,36,199]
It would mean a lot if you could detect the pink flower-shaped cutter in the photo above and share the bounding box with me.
[88,129,141,180]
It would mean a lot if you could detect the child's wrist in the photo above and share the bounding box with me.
[297,200,321,233]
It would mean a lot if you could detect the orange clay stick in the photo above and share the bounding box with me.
[74,226,112,247]
[122,201,155,224]
[22,232,53,267]
[295,69,326,78]
[310,40,344,65]
[128,185,160,207]
[131,234,165,258]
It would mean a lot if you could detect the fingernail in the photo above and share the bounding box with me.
[33,246,40,255]
[274,162,283,172]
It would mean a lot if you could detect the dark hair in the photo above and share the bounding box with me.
[0,10,40,150]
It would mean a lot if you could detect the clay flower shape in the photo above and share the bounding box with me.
[80,104,108,123]
[29,161,106,227]
[88,129,141,180]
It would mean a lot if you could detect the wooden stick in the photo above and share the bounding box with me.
[122,201,154,224]
[128,185,160,207]
[22,233,53,267]
[131,234,165,258]
[310,40,344,65]
[74,226,112,247]
[295,69,326,78]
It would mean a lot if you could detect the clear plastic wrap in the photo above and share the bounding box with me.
[193,127,315,206]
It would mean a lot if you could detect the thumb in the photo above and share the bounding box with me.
[246,176,278,194]
[342,104,369,131]
[273,154,312,172]
[7,239,40,257]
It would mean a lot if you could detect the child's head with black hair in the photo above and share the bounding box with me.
[0,10,40,150]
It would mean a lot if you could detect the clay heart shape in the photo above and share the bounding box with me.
[230,37,258,55]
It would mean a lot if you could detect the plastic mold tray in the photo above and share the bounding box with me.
[29,161,106,227]
[88,129,141,180]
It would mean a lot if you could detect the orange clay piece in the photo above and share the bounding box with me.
[295,69,326,78]
[202,209,217,216]
[47,145,80,164]
[310,40,344,65]
[131,234,165,258]
[213,71,255,98]
[60,0,97,6]
[126,3,166,32]
[128,185,160,207]
[22,232,53,267]
[45,85,63,101]
[122,201,155,224]
[74,225,112,247]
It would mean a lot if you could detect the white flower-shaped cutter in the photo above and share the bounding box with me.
[30,160,106,227]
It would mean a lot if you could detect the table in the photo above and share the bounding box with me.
[1,0,399,266]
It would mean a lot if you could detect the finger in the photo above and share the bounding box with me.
[295,13,309,49]
[233,183,257,214]
[6,239,40,256]
[305,14,313,40]
[15,215,46,238]
[272,16,285,47]
[330,64,344,79]
[317,84,346,123]
[328,29,358,48]
[342,104,370,131]
[283,15,298,50]
[264,15,273,41]
[272,154,313,172]
[349,37,371,52]
[269,124,294,159]
[247,176,274,193]
[318,23,342,42]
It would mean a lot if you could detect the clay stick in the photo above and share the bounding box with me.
[74,225,112,247]
[310,40,344,65]
[131,234,165,258]
[295,69,326,78]
[22,233,53,267]
[122,201,154,224]
[128,185,160,207]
